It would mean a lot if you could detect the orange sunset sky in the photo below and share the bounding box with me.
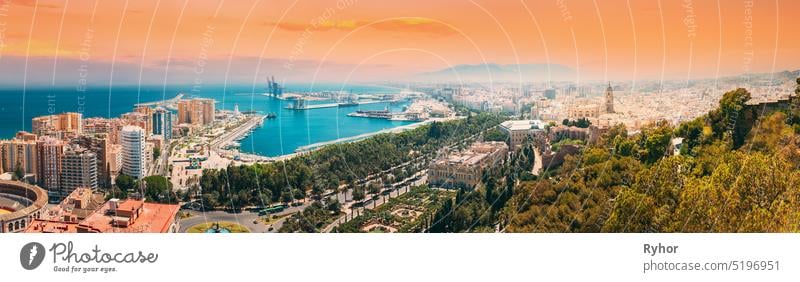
[0,0,798,86]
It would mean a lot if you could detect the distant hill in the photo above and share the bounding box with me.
[414,63,576,82]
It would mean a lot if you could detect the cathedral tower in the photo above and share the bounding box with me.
[605,83,614,114]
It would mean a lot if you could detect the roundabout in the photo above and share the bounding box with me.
[185,221,250,233]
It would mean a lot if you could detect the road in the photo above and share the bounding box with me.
[531,145,542,176]
[148,143,172,177]
[179,201,311,233]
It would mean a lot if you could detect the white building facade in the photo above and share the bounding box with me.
[120,126,146,179]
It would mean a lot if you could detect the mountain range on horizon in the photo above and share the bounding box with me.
[413,63,576,83]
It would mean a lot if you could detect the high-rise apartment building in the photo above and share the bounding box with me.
[121,112,151,136]
[36,136,64,196]
[31,112,83,139]
[83,118,123,145]
[120,126,146,179]
[177,98,215,126]
[15,131,37,142]
[0,136,39,180]
[71,134,111,188]
[177,100,191,125]
[199,98,215,124]
[152,107,173,141]
[60,146,98,199]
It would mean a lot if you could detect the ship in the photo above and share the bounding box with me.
[347,109,393,119]
[337,102,359,107]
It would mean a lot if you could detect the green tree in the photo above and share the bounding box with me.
[352,186,366,202]
[201,191,219,209]
[153,147,161,161]
[280,189,293,205]
[709,88,755,148]
[104,163,113,189]
[13,161,24,181]
[293,188,305,202]
[311,178,326,200]
[483,127,507,142]
[367,182,381,196]
[116,174,137,193]
[325,198,341,214]
[107,186,128,200]
[142,175,174,203]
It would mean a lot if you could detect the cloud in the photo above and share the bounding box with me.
[267,18,456,36]
[10,0,61,9]
[370,18,456,36]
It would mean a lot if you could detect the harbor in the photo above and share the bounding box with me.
[210,114,267,153]
[284,98,401,110]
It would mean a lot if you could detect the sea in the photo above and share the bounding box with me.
[0,83,416,157]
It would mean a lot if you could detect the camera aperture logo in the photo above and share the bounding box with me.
[20,242,45,270]
[19,241,159,274]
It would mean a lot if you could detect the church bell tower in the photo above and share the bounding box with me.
[605,83,614,114]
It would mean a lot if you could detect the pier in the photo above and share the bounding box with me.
[135,93,184,107]
[285,103,340,110]
[284,98,400,111]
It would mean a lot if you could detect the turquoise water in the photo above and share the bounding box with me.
[205,227,231,233]
[0,83,415,157]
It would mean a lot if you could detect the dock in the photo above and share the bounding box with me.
[285,99,400,110]
[285,103,340,110]
[135,93,184,107]
[210,114,266,150]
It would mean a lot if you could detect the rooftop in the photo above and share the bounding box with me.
[436,141,508,167]
[500,120,546,131]
[77,200,179,233]
[24,219,80,233]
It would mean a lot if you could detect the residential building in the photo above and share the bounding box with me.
[0,136,38,181]
[71,134,111,188]
[152,107,173,141]
[84,118,123,145]
[120,126,146,179]
[60,146,98,199]
[177,98,215,126]
[31,112,83,139]
[15,131,37,142]
[36,136,64,197]
[121,112,151,136]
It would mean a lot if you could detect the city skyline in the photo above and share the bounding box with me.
[0,0,797,86]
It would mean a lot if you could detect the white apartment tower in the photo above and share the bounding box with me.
[120,126,146,179]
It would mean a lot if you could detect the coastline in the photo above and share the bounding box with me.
[232,116,462,163]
